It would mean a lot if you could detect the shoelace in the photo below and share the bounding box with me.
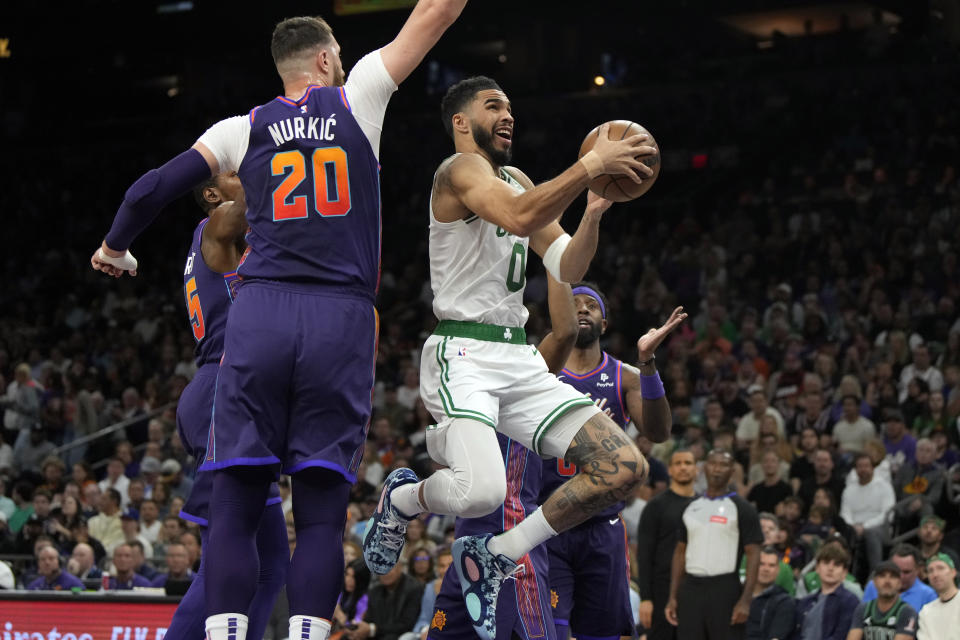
[376,511,408,551]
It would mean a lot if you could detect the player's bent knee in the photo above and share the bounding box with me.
[455,472,506,518]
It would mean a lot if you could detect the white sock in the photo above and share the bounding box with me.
[390,481,424,518]
[486,507,557,562]
[289,615,331,640]
[206,613,248,640]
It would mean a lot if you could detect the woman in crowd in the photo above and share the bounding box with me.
[332,559,371,638]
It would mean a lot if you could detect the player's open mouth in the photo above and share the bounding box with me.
[578,320,592,327]
[495,127,513,142]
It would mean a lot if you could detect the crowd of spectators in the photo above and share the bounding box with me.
[0,9,959,640]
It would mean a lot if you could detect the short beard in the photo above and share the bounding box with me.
[472,124,512,166]
[575,324,601,349]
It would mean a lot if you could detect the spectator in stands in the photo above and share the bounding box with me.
[0,512,13,554]
[150,542,193,588]
[333,559,372,634]
[80,482,100,519]
[127,478,145,513]
[913,391,951,438]
[748,451,793,514]
[6,482,33,536]
[88,488,124,554]
[121,511,153,560]
[159,458,192,501]
[402,547,453,640]
[180,530,201,572]
[893,438,945,525]
[17,426,55,476]
[747,419,792,486]
[736,385,786,448]
[115,441,138,478]
[139,456,161,499]
[862,544,937,613]
[916,515,960,569]
[753,514,798,595]
[38,455,66,496]
[3,363,41,454]
[799,449,844,515]
[71,461,94,489]
[746,546,796,640]
[882,409,917,475]
[0,479,13,522]
[918,554,960,640]
[899,344,944,403]
[146,418,173,460]
[790,427,821,492]
[789,391,831,447]
[27,544,83,591]
[50,494,83,548]
[848,561,919,640]
[832,395,876,456]
[67,541,102,580]
[139,498,161,544]
[841,452,896,570]
[151,480,170,517]
[66,517,106,564]
[795,544,860,640]
[98,458,130,508]
[107,542,151,589]
[153,515,183,558]
[828,376,871,424]
[844,439,893,488]
[406,546,435,584]
[930,426,959,468]
[348,561,422,640]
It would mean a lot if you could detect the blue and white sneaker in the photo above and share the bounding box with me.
[451,534,519,640]
[362,467,419,575]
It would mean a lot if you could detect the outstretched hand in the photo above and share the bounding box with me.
[637,306,687,361]
[90,242,138,278]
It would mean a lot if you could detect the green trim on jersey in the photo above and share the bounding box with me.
[434,336,496,428]
[532,396,597,456]
[434,319,527,345]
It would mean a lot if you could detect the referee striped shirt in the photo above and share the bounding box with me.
[679,492,762,576]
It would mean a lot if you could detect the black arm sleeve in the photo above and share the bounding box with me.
[636,497,660,600]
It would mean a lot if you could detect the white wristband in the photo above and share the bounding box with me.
[542,233,572,282]
[98,247,138,272]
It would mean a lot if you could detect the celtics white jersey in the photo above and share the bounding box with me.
[429,161,530,327]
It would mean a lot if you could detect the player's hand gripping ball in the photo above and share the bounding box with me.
[579,120,660,202]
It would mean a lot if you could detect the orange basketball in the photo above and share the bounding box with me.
[578,120,661,202]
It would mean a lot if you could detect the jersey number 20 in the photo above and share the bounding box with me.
[271,148,351,220]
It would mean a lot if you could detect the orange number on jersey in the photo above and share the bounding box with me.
[271,149,352,220]
[271,151,309,221]
[312,147,351,217]
[185,277,205,341]
[557,458,577,476]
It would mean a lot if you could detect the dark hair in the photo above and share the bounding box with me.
[271,16,334,67]
[105,488,121,507]
[341,558,371,619]
[760,545,781,557]
[782,496,805,510]
[853,452,873,466]
[128,539,145,554]
[192,175,219,214]
[440,76,502,138]
[571,281,609,317]
[873,560,901,579]
[891,543,922,566]
[841,394,861,405]
[33,489,53,502]
[816,542,850,569]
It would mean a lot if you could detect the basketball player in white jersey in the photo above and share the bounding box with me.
[363,76,668,640]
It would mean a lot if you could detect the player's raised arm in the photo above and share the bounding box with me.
[438,124,654,238]
[537,274,578,374]
[529,191,612,283]
[90,147,216,278]
[379,0,468,86]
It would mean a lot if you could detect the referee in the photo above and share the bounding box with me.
[666,449,762,640]
[637,449,698,640]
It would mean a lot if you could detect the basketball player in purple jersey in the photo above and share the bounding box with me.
[90,5,468,640]
[428,272,584,640]
[163,173,288,640]
[540,283,686,640]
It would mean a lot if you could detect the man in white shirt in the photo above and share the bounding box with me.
[917,553,960,640]
[898,344,944,403]
[736,385,785,448]
[831,395,876,454]
[97,458,130,509]
[139,499,162,545]
[840,452,896,569]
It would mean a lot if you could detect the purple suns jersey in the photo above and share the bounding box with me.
[196,51,397,296]
[183,218,239,365]
[540,352,630,521]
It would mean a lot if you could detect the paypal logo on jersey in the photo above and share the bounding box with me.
[596,371,614,388]
[184,252,195,276]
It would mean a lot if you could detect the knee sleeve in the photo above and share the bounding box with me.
[423,418,506,518]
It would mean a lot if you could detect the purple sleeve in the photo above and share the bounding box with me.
[351,593,369,624]
[104,148,211,250]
